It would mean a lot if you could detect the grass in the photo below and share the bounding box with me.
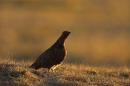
[0,58,130,86]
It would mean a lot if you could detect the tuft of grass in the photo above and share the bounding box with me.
[0,57,130,86]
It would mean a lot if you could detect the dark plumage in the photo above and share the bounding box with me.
[31,31,71,72]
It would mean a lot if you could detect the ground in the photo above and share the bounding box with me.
[0,58,130,86]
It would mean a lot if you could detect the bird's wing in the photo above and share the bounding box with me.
[36,49,54,66]
[31,49,54,69]
[50,48,66,65]
[31,47,66,69]
[38,48,66,66]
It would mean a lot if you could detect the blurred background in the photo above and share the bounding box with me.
[0,0,130,67]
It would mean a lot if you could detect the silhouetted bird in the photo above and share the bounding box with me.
[31,31,71,72]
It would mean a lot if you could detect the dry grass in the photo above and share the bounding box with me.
[0,57,130,86]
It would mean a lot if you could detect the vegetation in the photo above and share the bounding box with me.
[0,57,130,86]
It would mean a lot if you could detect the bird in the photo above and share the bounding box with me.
[31,31,71,72]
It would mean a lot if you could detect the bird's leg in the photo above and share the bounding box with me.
[48,68,55,73]
[52,69,55,73]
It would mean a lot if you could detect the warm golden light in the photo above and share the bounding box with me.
[0,0,130,67]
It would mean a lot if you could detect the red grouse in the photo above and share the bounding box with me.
[31,31,71,72]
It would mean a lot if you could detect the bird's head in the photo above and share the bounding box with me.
[54,31,71,45]
[62,31,71,35]
[60,31,71,40]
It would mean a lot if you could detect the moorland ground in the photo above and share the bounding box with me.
[0,57,130,86]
